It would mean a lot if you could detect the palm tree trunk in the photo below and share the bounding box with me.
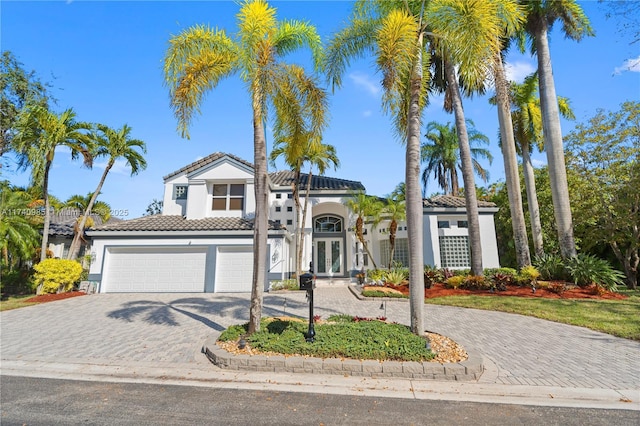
[249,102,268,335]
[521,142,544,258]
[68,160,113,260]
[535,20,576,259]
[40,160,52,264]
[451,170,459,197]
[493,54,531,268]
[445,60,483,276]
[293,167,302,277]
[355,215,378,270]
[299,169,313,275]
[388,219,397,269]
[406,38,425,336]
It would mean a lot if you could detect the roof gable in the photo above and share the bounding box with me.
[163,152,254,181]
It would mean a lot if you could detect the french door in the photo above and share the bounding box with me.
[314,238,342,276]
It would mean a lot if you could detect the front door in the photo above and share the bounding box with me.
[314,238,342,277]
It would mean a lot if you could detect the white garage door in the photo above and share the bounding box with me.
[103,247,207,293]
[215,246,253,292]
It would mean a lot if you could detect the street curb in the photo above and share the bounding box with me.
[202,336,484,381]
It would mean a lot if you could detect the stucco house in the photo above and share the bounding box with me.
[87,152,500,293]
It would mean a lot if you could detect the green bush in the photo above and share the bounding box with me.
[534,253,567,281]
[33,259,83,294]
[385,268,407,285]
[0,269,36,295]
[452,269,470,277]
[463,275,490,290]
[518,265,541,287]
[445,276,464,289]
[219,318,435,362]
[564,254,624,292]
[269,279,299,291]
[367,269,387,283]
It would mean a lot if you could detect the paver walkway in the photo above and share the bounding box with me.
[1,285,638,391]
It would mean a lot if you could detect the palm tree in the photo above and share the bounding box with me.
[521,0,593,258]
[12,106,92,264]
[381,196,406,269]
[428,0,523,276]
[421,120,493,197]
[67,124,146,260]
[299,142,339,276]
[270,69,329,278]
[0,182,40,269]
[64,192,112,260]
[344,191,383,270]
[163,0,322,334]
[510,73,574,257]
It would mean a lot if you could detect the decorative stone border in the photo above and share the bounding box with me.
[202,337,484,381]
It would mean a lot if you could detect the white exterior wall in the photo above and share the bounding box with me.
[185,180,207,219]
[479,213,500,268]
[162,174,188,216]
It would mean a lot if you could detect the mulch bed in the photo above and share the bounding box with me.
[372,282,627,300]
[24,291,86,304]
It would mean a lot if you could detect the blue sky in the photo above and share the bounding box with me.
[2,0,638,218]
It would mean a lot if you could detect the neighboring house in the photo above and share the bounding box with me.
[47,210,118,261]
[87,152,500,293]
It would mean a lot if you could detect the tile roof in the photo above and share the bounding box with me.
[90,215,285,232]
[163,152,255,180]
[47,211,121,237]
[269,170,365,191]
[423,195,497,209]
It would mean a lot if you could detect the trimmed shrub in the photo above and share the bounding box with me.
[518,265,541,287]
[33,259,83,294]
[445,276,464,289]
[463,275,489,290]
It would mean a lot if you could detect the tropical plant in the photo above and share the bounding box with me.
[518,265,540,287]
[344,191,383,270]
[421,120,492,197]
[33,258,83,294]
[444,275,464,289]
[12,106,92,266]
[564,254,625,292]
[533,253,566,281]
[520,0,593,258]
[67,124,146,260]
[0,181,40,268]
[385,268,408,285]
[63,192,112,259]
[163,0,322,334]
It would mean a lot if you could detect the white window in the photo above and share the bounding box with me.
[439,236,470,268]
[212,184,244,211]
[174,185,188,200]
[314,216,342,233]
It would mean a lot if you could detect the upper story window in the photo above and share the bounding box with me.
[174,185,188,200]
[437,220,450,229]
[275,206,281,212]
[287,206,293,212]
[275,194,282,199]
[457,221,468,228]
[314,216,342,233]
[212,183,244,211]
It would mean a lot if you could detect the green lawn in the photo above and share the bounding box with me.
[425,289,640,341]
[0,295,37,312]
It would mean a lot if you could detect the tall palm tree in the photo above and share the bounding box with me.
[0,182,40,268]
[163,0,322,334]
[299,142,339,275]
[428,0,523,276]
[381,196,406,269]
[67,124,146,260]
[421,120,493,197]
[64,192,112,260]
[270,69,329,278]
[510,73,574,257]
[521,0,593,258]
[12,106,92,264]
[344,191,383,270]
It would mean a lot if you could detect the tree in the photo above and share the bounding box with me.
[0,181,40,268]
[64,192,112,260]
[144,199,163,216]
[521,0,593,258]
[381,196,406,269]
[421,120,492,197]
[12,106,92,267]
[0,51,53,161]
[509,73,574,258]
[163,0,322,334]
[427,0,523,276]
[67,124,146,260]
[344,191,383,270]
[565,102,640,289]
[270,68,329,278]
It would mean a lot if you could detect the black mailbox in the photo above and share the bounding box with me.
[299,273,315,290]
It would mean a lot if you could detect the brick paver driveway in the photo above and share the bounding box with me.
[1,287,638,390]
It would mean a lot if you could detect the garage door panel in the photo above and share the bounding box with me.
[103,247,207,293]
[215,247,253,293]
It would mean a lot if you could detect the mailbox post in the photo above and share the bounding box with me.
[299,273,316,342]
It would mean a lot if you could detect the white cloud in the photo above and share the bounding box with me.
[362,110,372,118]
[613,56,640,75]
[94,159,131,176]
[531,158,546,168]
[504,61,536,83]
[348,71,381,96]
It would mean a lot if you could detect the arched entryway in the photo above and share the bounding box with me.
[312,214,346,277]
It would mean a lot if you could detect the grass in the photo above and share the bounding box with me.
[425,289,640,341]
[0,295,37,312]
[219,316,435,361]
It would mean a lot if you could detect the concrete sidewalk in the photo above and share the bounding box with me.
[1,286,639,410]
